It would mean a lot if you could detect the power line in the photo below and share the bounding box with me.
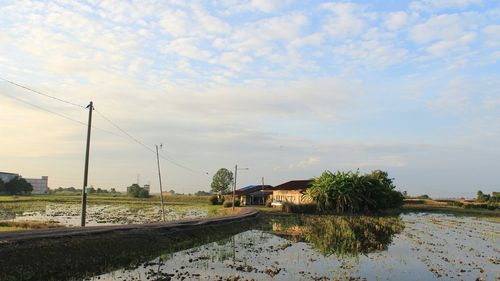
[0,77,86,108]
[0,92,124,138]
[94,108,205,174]
[94,109,156,154]
[1,77,206,175]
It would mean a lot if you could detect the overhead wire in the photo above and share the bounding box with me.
[0,92,125,138]
[1,77,207,175]
[94,108,204,174]
[0,76,86,108]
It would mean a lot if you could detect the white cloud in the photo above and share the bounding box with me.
[289,156,321,169]
[220,0,293,13]
[164,38,212,60]
[158,9,189,37]
[426,32,476,56]
[410,0,482,11]
[384,11,409,30]
[321,2,366,38]
[410,14,468,44]
[482,25,500,48]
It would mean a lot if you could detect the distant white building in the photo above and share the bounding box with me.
[143,184,150,192]
[25,176,49,194]
[0,172,19,183]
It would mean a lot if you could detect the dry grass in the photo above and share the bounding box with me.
[0,220,63,230]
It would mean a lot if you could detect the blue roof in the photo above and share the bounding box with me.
[237,185,257,191]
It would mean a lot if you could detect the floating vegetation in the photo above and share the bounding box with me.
[0,213,498,281]
[0,202,221,227]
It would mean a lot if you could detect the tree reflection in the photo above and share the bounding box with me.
[269,215,404,257]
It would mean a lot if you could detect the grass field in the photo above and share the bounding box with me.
[403,198,500,216]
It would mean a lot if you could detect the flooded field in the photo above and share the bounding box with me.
[0,201,220,226]
[89,213,499,281]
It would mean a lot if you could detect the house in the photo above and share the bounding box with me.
[235,184,273,206]
[269,179,313,205]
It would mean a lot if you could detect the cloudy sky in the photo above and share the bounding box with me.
[0,0,499,197]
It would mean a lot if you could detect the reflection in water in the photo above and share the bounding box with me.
[3,213,499,281]
[268,215,404,256]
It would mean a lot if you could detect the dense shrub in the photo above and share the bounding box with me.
[404,199,426,205]
[283,202,317,214]
[303,170,404,214]
[127,184,149,198]
[223,199,240,208]
[447,201,464,207]
[464,203,498,210]
[209,195,219,205]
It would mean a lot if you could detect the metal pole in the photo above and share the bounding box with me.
[232,164,237,211]
[156,144,166,222]
[80,101,93,227]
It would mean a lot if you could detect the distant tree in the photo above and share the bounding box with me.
[88,186,96,194]
[211,168,234,196]
[477,190,490,202]
[4,176,33,195]
[195,190,212,196]
[127,184,149,198]
[491,192,500,202]
[110,188,117,194]
[168,189,176,195]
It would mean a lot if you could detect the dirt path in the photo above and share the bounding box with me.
[0,207,258,243]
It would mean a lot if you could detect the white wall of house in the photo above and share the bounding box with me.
[25,176,49,194]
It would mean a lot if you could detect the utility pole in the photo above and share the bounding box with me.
[80,101,93,227]
[232,164,249,211]
[232,164,237,211]
[155,144,166,222]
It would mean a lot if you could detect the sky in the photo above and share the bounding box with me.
[0,0,499,198]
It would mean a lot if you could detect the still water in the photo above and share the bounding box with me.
[91,213,499,281]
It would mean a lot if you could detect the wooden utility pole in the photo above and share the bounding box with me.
[232,165,248,211]
[80,101,93,227]
[156,144,166,222]
[232,164,237,211]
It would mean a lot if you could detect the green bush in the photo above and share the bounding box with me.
[127,184,149,198]
[464,203,498,210]
[283,202,317,214]
[404,199,426,204]
[223,200,240,208]
[447,201,464,207]
[209,195,219,205]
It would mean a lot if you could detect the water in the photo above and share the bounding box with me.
[1,203,215,226]
[89,213,499,281]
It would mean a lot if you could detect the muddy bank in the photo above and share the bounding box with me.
[0,208,258,281]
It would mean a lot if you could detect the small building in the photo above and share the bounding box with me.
[24,176,49,194]
[270,179,313,205]
[235,185,273,206]
[143,184,150,192]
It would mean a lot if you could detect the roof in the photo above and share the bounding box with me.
[235,184,273,196]
[0,172,18,175]
[269,179,313,191]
